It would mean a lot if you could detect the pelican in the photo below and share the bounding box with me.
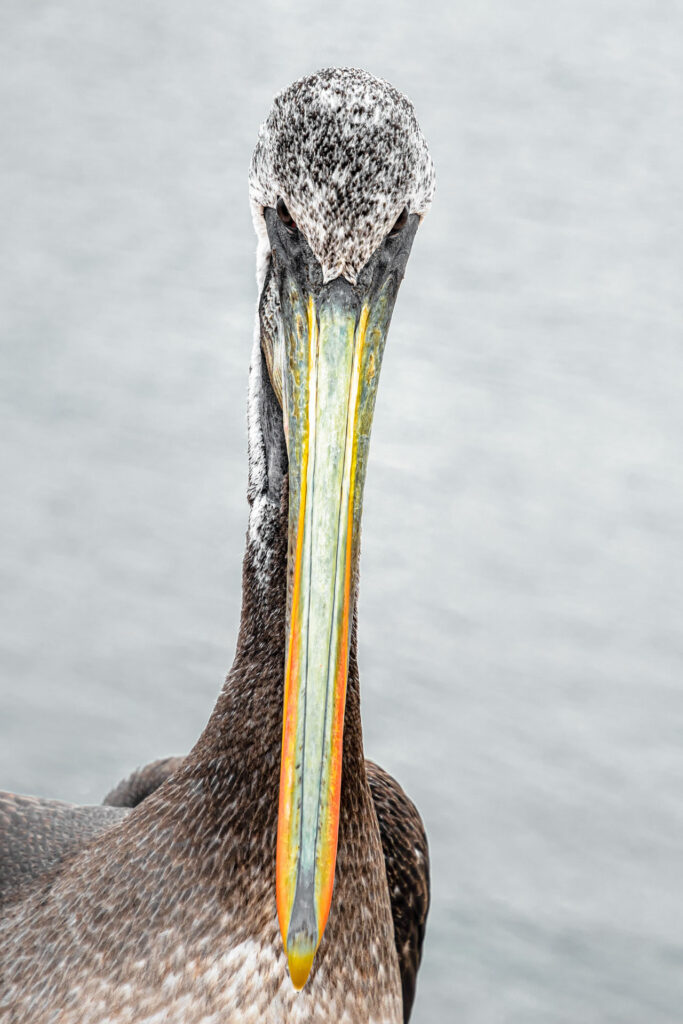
[0,68,435,1024]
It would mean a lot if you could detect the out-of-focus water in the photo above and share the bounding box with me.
[1,2,681,1020]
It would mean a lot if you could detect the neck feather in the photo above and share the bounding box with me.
[189,322,366,801]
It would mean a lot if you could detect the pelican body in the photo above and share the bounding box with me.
[0,68,434,1023]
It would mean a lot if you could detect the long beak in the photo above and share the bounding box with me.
[275,272,395,989]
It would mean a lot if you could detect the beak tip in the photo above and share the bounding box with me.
[287,934,317,990]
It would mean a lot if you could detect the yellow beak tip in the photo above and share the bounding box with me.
[287,941,316,990]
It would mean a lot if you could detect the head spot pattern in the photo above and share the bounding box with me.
[249,68,435,283]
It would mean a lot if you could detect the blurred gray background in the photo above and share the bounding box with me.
[1,1,681,1021]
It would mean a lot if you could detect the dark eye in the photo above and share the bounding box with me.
[388,206,409,238]
[277,197,297,233]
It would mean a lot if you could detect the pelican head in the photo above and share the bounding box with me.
[248,67,434,990]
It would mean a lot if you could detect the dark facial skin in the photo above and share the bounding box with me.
[262,206,420,351]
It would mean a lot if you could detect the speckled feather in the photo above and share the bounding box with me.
[0,794,127,911]
[0,496,403,1023]
[0,755,428,1023]
[249,68,434,284]
[102,758,429,1023]
[103,757,186,809]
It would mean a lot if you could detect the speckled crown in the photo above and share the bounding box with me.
[249,68,435,284]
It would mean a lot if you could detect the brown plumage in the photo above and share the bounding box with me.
[101,756,429,1023]
[103,756,186,809]
[0,752,428,1023]
[0,749,427,1023]
[0,793,126,911]
[0,490,427,1023]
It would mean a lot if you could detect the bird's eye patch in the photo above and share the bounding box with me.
[277,197,297,233]
[388,207,409,238]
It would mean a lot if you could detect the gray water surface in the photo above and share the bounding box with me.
[1,2,682,1021]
